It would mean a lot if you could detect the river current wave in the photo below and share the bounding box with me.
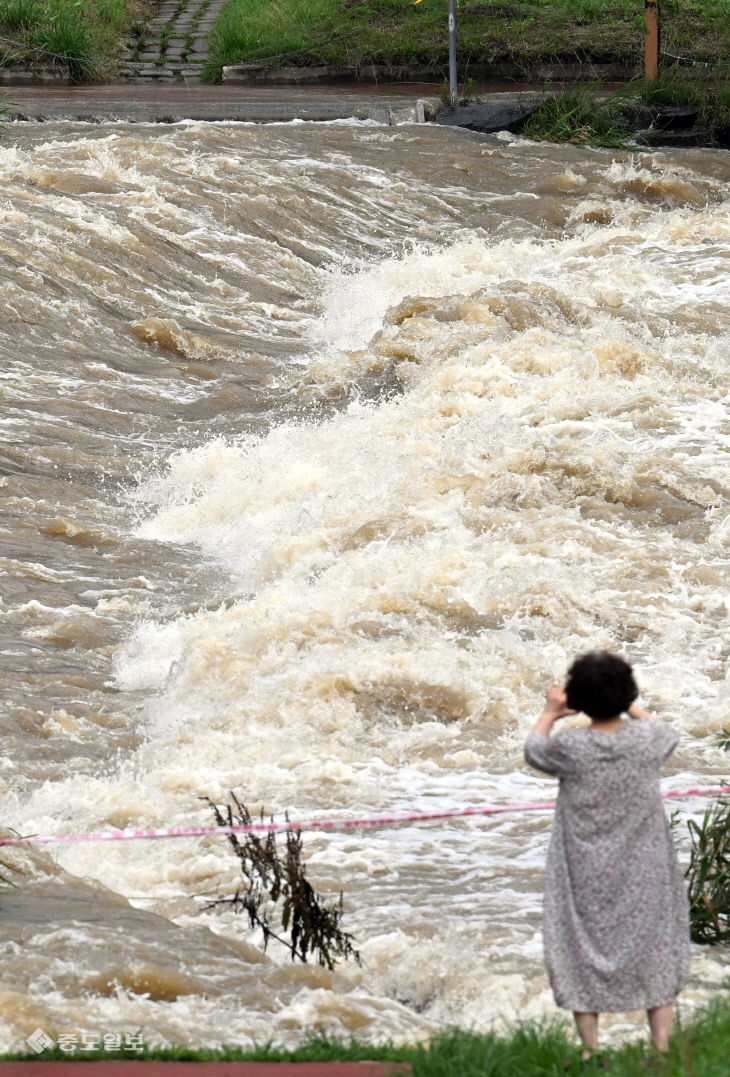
[0,118,729,1050]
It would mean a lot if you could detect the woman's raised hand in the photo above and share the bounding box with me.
[532,684,578,737]
[544,684,577,720]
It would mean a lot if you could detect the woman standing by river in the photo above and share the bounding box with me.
[525,651,690,1061]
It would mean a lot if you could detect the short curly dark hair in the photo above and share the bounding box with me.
[565,651,638,720]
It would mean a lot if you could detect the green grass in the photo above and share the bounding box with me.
[684,797,730,944]
[0,0,39,30]
[0,0,150,81]
[623,65,730,114]
[3,997,730,1075]
[523,86,630,147]
[203,0,729,84]
[520,67,730,147]
[621,68,730,137]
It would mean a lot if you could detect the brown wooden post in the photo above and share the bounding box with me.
[645,0,660,83]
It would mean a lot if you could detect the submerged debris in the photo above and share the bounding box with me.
[202,793,361,970]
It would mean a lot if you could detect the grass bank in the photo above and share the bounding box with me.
[0,0,149,81]
[204,0,729,84]
[522,72,730,146]
[3,995,730,1075]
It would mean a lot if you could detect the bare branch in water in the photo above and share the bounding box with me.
[201,793,361,970]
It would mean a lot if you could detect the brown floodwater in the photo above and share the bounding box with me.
[0,117,729,1052]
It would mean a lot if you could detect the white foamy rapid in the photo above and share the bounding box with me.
[1,120,729,1051]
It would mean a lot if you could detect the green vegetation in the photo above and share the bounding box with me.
[3,999,730,1074]
[631,65,730,129]
[204,0,729,84]
[523,86,629,147]
[521,69,730,147]
[0,0,150,81]
[685,796,730,944]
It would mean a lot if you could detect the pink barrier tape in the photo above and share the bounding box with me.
[0,785,728,849]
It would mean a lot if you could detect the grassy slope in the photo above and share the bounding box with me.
[0,0,150,80]
[2,997,730,1075]
[205,0,730,81]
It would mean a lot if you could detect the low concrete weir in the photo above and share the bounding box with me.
[3,83,442,123]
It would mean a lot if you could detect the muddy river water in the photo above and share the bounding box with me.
[0,117,729,1051]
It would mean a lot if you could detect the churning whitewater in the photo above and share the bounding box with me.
[0,117,729,1051]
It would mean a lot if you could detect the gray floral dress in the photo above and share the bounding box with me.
[524,719,690,1012]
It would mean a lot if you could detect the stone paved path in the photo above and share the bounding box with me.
[122,0,229,82]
